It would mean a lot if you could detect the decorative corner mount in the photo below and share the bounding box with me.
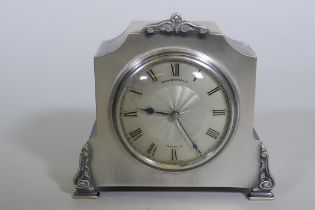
[247,143,275,200]
[145,13,208,34]
[73,142,99,199]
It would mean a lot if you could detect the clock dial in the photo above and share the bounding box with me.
[113,57,237,171]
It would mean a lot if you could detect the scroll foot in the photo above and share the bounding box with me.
[247,142,275,200]
[247,188,274,200]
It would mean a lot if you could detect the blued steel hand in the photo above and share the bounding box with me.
[175,114,201,154]
[139,107,171,116]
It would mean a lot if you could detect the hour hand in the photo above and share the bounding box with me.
[138,107,171,116]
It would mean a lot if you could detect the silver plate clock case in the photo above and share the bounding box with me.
[73,13,275,200]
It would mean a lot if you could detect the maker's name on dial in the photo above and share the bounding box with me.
[161,78,188,84]
[165,144,183,148]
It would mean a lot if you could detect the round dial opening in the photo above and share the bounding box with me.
[112,49,238,171]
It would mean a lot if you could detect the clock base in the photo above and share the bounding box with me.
[73,124,275,200]
[247,188,274,200]
[73,191,99,199]
[72,186,274,200]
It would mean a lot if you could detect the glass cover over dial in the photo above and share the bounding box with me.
[113,53,238,171]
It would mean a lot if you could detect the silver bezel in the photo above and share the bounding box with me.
[111,48,239,172]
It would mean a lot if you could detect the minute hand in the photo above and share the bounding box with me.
[176,116,201,154]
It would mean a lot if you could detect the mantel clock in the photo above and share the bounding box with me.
[73,13,275,200]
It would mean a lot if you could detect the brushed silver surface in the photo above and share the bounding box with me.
[92,22,258,187]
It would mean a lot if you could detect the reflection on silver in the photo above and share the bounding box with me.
[139,75,147,80]
[192,71,203,79]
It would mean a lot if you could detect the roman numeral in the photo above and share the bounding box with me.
[129,88,143,95]
[129,128,143,141]
[213,109,226,116]
[207,87,220,96]
[123,111,137,117]
[171,63,180,76]
[147,143,157,156]
[206,128,220,139]
[146,69,158,82]
[171,149,178,161]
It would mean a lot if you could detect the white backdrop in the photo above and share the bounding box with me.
[1,0,315,209]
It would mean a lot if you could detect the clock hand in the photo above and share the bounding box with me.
[138,107,171,116]
[174,113,201,155]
[140,108,201,154]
